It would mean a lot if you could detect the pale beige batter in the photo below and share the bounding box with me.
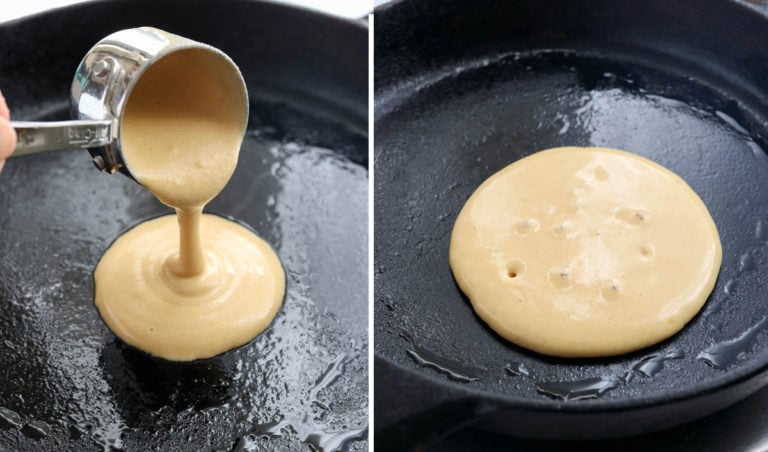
[450,147,721,358]
[95,215,284,361]
[95,46,285,361]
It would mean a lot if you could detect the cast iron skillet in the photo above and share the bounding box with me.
[374,0,768,448]
[0,0,368,450]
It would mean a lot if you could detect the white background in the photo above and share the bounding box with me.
[0,0,373,22]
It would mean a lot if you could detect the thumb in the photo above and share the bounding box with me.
[0,90,9,121]
[0,116,17,161]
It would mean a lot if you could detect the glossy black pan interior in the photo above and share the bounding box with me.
[0,0,368,450]
[374,0,768,447]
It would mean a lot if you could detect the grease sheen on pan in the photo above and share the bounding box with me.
[450,147,722,358]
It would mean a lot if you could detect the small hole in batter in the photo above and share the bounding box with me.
[615,207,650,225]
[506,260,526,279]
[601,280,623,299]
[551,222,571,237]
[641,245,654,258]
[547,269,572,288]
[514,218,540,236]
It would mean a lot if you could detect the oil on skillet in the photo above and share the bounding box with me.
[375,49,768,402]
[0,126,368,450]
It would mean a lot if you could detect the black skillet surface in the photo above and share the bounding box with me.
[374,0,768,447]
[428,381,768,451]
[0,0,368,450]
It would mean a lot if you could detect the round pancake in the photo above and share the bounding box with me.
[449,146,722,358]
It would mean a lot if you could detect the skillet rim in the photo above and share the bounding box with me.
[372,0,768,415]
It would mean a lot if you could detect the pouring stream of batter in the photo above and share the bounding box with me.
[94,47,285,361]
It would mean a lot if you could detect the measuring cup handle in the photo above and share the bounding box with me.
[10,119,113,157]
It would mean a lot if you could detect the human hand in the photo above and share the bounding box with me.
[0,90,17,173]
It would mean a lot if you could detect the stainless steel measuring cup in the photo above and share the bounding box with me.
[9,27,248,178]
